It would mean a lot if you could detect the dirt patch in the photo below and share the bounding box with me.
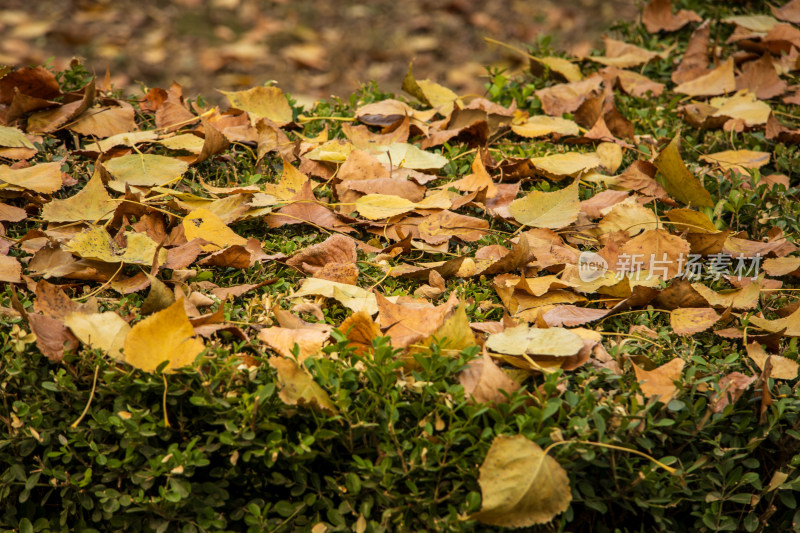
[0,0,638,103]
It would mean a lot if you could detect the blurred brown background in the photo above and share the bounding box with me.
[0,0,638,104]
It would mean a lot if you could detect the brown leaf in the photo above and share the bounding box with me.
[0,254,22,283]
[642,0,702,33]
[0,66,60,105]
[710,372,756,413]
[460,351,521,405]
[634,357,685,403]
[29,313,78,362]
[33,280,79,319]
[376,291,458,348]
[535,76,603,116]
[735,55,788,100]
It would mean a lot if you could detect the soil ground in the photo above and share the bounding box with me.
[0,0,638,104]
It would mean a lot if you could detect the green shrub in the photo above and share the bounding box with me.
[2,330,800,532]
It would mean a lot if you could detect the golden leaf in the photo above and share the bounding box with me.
[42,171,117,222]
[123,299,205,372]
[219,86,293,126]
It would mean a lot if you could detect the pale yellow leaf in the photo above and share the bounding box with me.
[472,435,571,527]
[510,179,580,229]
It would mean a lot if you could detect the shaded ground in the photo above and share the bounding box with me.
[0,0,638,103]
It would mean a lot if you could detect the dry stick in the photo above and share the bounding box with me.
[70,366,100,429]
[163,374,170,428]
[544,440,678,475]
[73,262,124,301]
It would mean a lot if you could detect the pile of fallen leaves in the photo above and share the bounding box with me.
[3,0,800,527]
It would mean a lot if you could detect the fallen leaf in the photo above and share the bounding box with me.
[460,351,521,405]
[529,152,601,179]
[219,86,293,126]
[746,342,799,380]
[642,0,702,32]
[0,255,22,283]
[472,434,571,527]
[670,307,720,335]
[674,57,735,97]
[748,306,800,337]
[64,311,130,360]
[653,135,713,207]
[511,115,579,138]
[486,324,584,357]
[41,171,117,222]
[268,356,338,412]
[0,162,62,193]
[535,76,603,116]
[634,358,685,403]
[103,153,189,192]
[294,277,378,315]
[510,179,580,229]
[183,208,248,251]
[258,327,328,363]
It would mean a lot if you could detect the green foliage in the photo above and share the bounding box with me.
[3,324,800,532]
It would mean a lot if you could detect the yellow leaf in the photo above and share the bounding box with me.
[633,358,685,403]
[219,86,293,126]
[262,161,310,200]
[699,149,770,174]
[258,327,328,364]
[413,305,477,356]
[355,194,416,220]
[674,57,735,97]
[472,435,571,527]
[486,324,584,357]
[596,142,623,173]
[41,171,117,222]
[103,153,188,192]
[723,14,779,32]
[65,311,130,360]
[510,179,580,229]
[401,61,460,115]
[304,140,353,162]
[183,208,248,252]
[709,91,771,127]
[665,208,718,233]
[691,277,762,310]
[0,125,34,149]
[84,130,158,152]
[374,143,449,170]
[268,356,338,412]
[749,306,800,337]
[511,116,579,138]
[158,133,206,153]
[531,56,583,82]
[597,197,661,236]
[123,299,205,372]
[670,307,719,336]
[746,342,799,379]
[529,152,601,178]
[653,134,713,207]
[0,162,62,193]
[294,278,378,315]
[66,226,168,265]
